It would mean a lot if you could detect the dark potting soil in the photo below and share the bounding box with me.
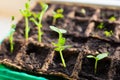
[1,2,120,80]
[99,8,120,20]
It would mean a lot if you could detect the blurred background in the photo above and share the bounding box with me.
[0,0,36,41]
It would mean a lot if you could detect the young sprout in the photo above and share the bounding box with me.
[97,22,104,29]
[9,16,16,53]
[104,30,113,37]
[52,8,64,25]
[80,8,86,15]
[87,52,109,74]
[109,16,116,22]
[20,0,32,40]
[30,3,48,42]
[50,26,71,67]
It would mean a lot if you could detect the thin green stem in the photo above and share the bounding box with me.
[59,50,66,67]
[38,25,42,42]
[94,59,98,74]
[10,33,13,53]
[38,12,43,25]
[25,17,29,40]
[58,32,62,44]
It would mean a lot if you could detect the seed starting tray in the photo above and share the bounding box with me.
[0,2,120,80]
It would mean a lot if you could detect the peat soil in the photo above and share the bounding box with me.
[0,2,120,80]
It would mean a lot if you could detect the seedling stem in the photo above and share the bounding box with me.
[87,52,108,74]
[20,0,31,40]
[30,3,48,42]
[52,8,64,25]
[50,26,71,67]
[9,16,16,53]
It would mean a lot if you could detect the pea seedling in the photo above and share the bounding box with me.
[9,16,16,53]
[87,52,109,74]
[109,16,116,22]
[104,30,113,37]
[50,26,71,67]
[52,8,64,25]
[30,3,48,42]
[20,0,32,40]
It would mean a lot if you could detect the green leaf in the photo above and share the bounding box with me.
[25,0,30,9]
[87,55,94,58]
[54,47,60,51]
[54,14,64,19]
[109,16,116,21]
[50,26,66,33]
[104,30,113,37]
[30,18,39,26]
[11,16,15,21]
[32,12,37,18]
[56,8,64,13]
[96,53,108,60]
[40,3,48,12]
[25,3,29,9]
[11,24,16,29]
[97,23,104,29]
[20,9,25,16]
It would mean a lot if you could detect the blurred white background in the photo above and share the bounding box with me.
[0,0,36,42]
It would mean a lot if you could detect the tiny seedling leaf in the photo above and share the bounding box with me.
[57,8,64,13]
[104,30,113,37]
[97,23,104,29]
[54,14,64,19]
[50,26,66,33]
[87,55,94,58]
[40,2,48,12]
[25,2,29,9]
[50,26,70,68]
[96,52,108,60]
[11,16,15,21]
[30,18,39,26]
[109,16,116,21]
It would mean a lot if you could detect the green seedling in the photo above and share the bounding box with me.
[80,8,86,15]
[9,16,16,53]
[50,26,71,67]
[104,30,113,37]
[52,8,64,25]
[97,22,104,29]
[109,16,116,21]
[20,0,32,40]
[30,3,48,42]
[87,52,109,74]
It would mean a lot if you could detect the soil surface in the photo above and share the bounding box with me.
[0,2,120,80]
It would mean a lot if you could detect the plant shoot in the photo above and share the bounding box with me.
[9,16,16,53]
[109,16,116,22]
[20,0,32,40]
[50,26,71,67]
[30,3,48,42]
[104,30,113,37]
[87,52,109,74]
[52,8,64,25]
